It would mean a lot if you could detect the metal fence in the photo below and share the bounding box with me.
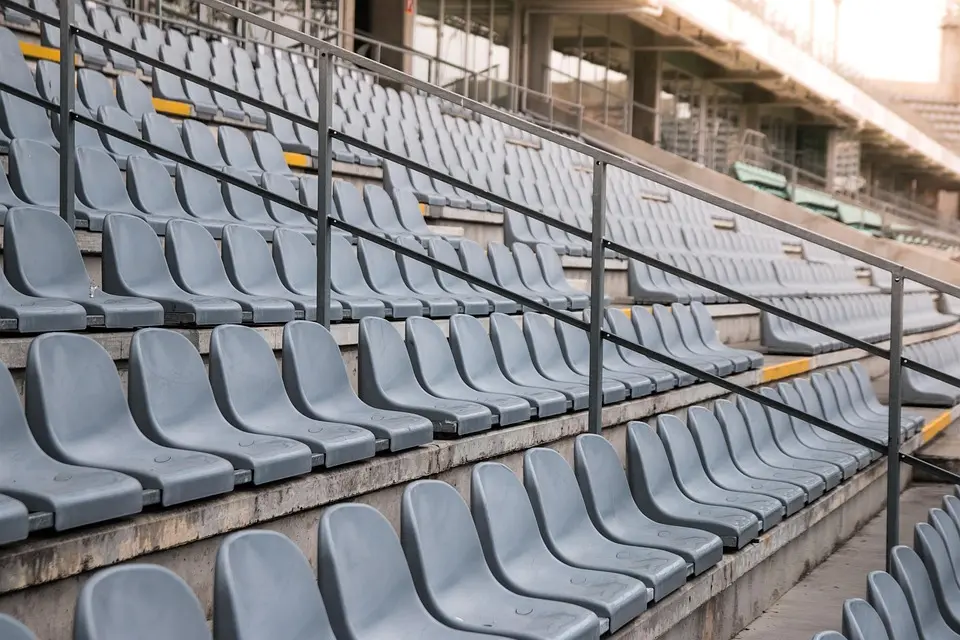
[5,0,960,569]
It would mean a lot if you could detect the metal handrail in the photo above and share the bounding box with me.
[14,0,960,565]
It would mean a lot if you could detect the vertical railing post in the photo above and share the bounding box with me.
[58,0,76,230]
[587,160,607,435]
[156,0,162,28]
[885,269,905,569]
[315,50,334,328]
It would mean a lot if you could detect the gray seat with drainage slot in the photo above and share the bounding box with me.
[26,332,235,506]
[489,313,590,410]
[5,208,165,329]
[75,145,170,233]
[357,238,459,318]
[553,316,661,397]
[359,317,492,436]
[843,598,890,640]
[890,545,960,640]
[657,414,783,530]
[773,383,874,468]
[331,236,422,318]
[447,314,569,419]
[128,156,227,238]
[272,229,385,320]
[164,219,295,324]
[488,242,568,310]
[220,223,340,322]
[0,359,143,531]
[471,461,650,634]
[395,237,490,315]
[424,237,513,313]
[0,614,34,639]
[535,244,593,309]
[214,530,338,640]
[626,422,760,549]
[176,165,278,239]
[523,447,687,602]
[652,305,734,376]
[74,565,212,640]
[915,520,960,633]
[208,324,375,466]
[128,328,313,485]
[514,243,588,310]
[319,503,502,640]
[401,479,601,640]
[281,321,433,452]
[405,316,531,427]
[573,433,723,575]
[0,494,27,545]
[721,397,835,495]
[686,406,806,515]
[522,312,629,404]
[102,214,244,326]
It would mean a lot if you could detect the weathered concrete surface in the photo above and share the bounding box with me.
[915,417,960,479]
[733,484,949,640]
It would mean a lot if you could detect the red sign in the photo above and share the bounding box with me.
[404,0,414,14]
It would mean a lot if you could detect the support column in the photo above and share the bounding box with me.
[523,12,553,117]
[630,25,661,145]
[937,190,959,223]
[942,6,960,101]
[358,0,416,74]
[339,0,356,51]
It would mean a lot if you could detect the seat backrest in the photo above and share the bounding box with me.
[272,227,316,293]
[929,507,960,578]
[573,433,637,522]
[164,219,233,290]
[75,565,211,640]
[127,155,189,217]
[97,105,146,158]
[116,75,156,121]
[4,206,89,295]
[142,112,188,157]
[523,446,591,541]
[8,139,60,207]
[219,126,261,172]
[77,68,120,113]
[221,223,284,291]
[251,131,290,174]
[890,544,957,639]
[215,530,336,640]
[842,598,889,640]
[182,118,225,166]
[101,213,177,294]
[867,571,922,640]
[75,144,135,212]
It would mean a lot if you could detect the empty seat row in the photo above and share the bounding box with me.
[810,487,960,640]
[0,319,435,540]
[901,334,960,407]
[761,293,956,355]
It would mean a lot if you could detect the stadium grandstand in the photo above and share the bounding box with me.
[2,0,960,638]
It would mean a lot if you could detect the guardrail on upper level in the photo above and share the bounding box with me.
[5,0,960,566]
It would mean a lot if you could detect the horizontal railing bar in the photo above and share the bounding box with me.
[897,453,960,484]
[900,357,960,391]
[192,0,958,285]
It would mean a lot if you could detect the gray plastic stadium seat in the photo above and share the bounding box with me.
[396,237,490,315]
[405,316,530,426]
[514,244,589,310]
[96,105,152,171]
[5,208,164,328]
[627,422,760,548]
[0,160,28,216]
[142,112,189,162]
[488,242,567,310]
[535,244,593,308]
[890,545,960,640]
[0,360,142,531]
[686,406,806,515]
[813,634,848,640]
[182,118,227,168]
[281,321,432,451]
[319,503,501,640]
[915,520,960,633]
[208,324,376,465]
[7,139,103,226]
[426,238,519,314]
[0,614,35,640]
[75,145,167,232]
[841,365,923,434]
[0,258,87,333]
[74,565,212,640]
[653,304,734,376]
[220,224,338,321]
[401,479,601,640]
[219,126,266,179]
[447,314,569,418]
[261,173,318,231]
[331,236,422,318]
[116,75,157,122]
[627,259,684,305]
[102,214,243,326]
[489,313,590,410]
[214,530,337,640]
[176,165,278,239]
[127,156,227,238]
[0,92,59,148]
[252,130,295,178]
[930,506,960,587]
[357,239,459,318]
[364,185,421,238]
[843,598,891,640]
[657,414,783,530]
[604,307,695,387]
[271,229,384,320]
[471,461,649,633]
[719,398,834,496]
[0,494,27,545]
[26,333,235,506]
[358,317,492,436]
[164,219,295,324]
[522,313,628,404]
[681,303,762,371]
[128,329,313,484]
[522,447,687,601]
[573,433,723,575]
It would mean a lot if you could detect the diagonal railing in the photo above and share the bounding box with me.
[5,0,960,564]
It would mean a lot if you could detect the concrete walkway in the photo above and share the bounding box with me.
[734,483,950,640]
